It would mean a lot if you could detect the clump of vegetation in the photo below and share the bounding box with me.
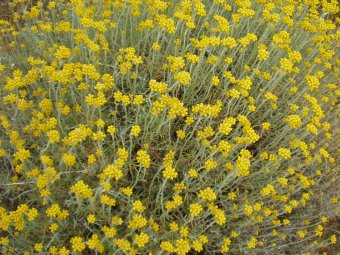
[0,0,339,254]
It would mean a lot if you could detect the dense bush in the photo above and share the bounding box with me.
[0,0,339,254]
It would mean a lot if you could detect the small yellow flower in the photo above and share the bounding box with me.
[176,130,185,139]
[87,214,96,224]
[152,42,161,51]
[120,187,133,196]
[174,71,191,85]
[134,232,149,248]
[34,243,43,252]
[133,200,146,213]
[330,234,337,244]
[204,159,218,171]
[47,130,60,143]
[188,168,198,178]
[49,223,58,232]
[189,203,203,217]
[131,125,141,137]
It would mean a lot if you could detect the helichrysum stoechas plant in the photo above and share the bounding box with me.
[0,0,339,254]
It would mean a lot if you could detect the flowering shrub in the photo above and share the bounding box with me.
[0,0,339,254]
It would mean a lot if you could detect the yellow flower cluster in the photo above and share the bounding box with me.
[278,148,292,159]
[174,71,191,85]
[258,44,269,60]
[189,203,203,217]
[87,234,104,252]
[235,115,260,144]
[117,47,143,75]
[62,125,92,146]
[149,79,168,93]
[54,45,71,59]
[166,56,185,72]
[99,148,129,183]
[218,117,236,135]
[204,159,218,171]
[152,95,188,119]
[128,214,148,229]
[284,114,302,129]
[192,100,222,118]
[208,203,226,225]
[86,91,107,107]
[235,149,252,176]
[212,14,230,33]
[70,180,93,200]
[239,33,257,48]
[220,237,231,252]
[134,232,149,248]
[136,149,151,168]
[62,153,76,166]
[198,187,217,202]
[163,150,178,180]
[131,125,141,137]
[70,236,85,252]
